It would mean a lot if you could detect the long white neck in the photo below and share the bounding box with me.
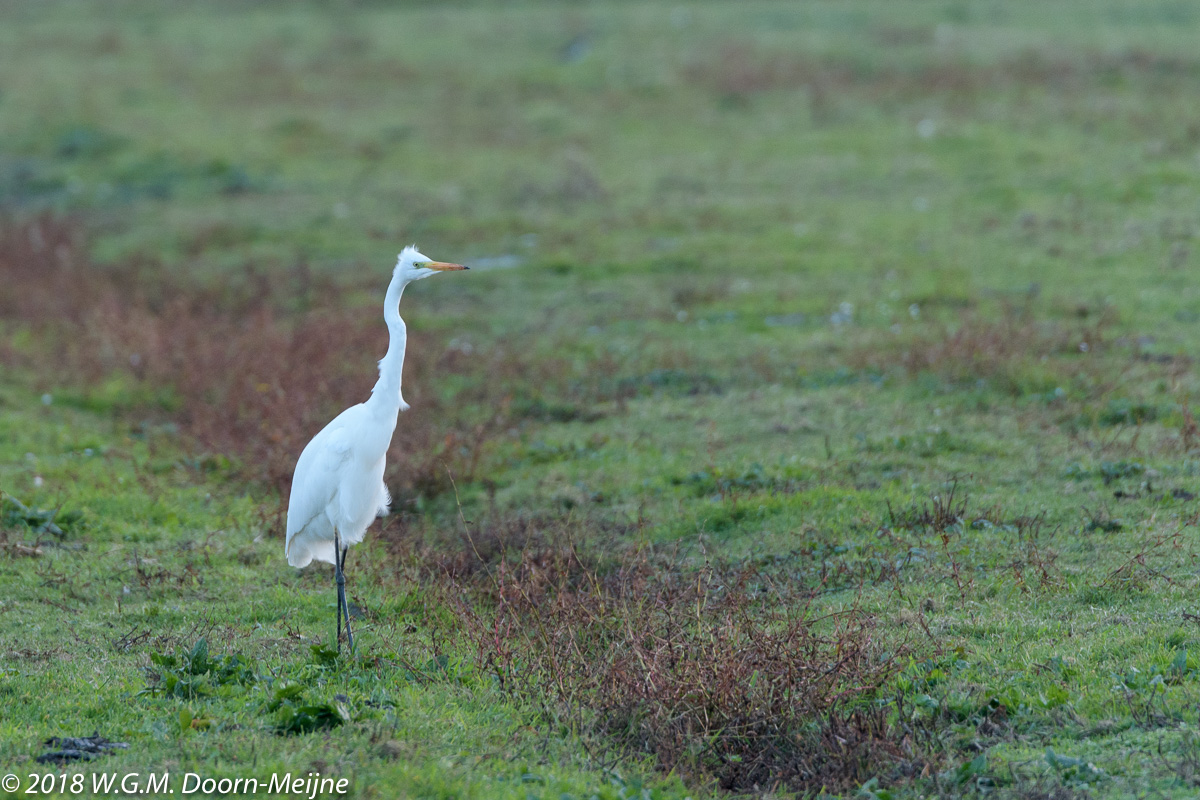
[366,272,409,415]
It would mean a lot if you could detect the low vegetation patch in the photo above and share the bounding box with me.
[141,638,255,699]
[393,512,938,795]
[265,684,351,736]
[2,492,83,535]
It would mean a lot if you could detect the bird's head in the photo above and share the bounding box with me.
[395,245,468,283]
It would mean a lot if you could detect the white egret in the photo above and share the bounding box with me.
[285,247,467,651]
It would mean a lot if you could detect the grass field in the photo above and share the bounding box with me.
[4,1,1200,797]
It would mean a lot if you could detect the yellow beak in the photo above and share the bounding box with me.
[426,261,468,271]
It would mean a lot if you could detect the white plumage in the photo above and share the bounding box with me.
[285,412,392,568]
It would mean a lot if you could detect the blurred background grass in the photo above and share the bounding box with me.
[3,1,1198,344]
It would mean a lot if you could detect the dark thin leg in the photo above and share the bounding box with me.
[340,545,354,653]
[334,530,345,654]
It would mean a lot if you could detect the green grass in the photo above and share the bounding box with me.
[0,380,689,798]
[5,0,1200,797]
